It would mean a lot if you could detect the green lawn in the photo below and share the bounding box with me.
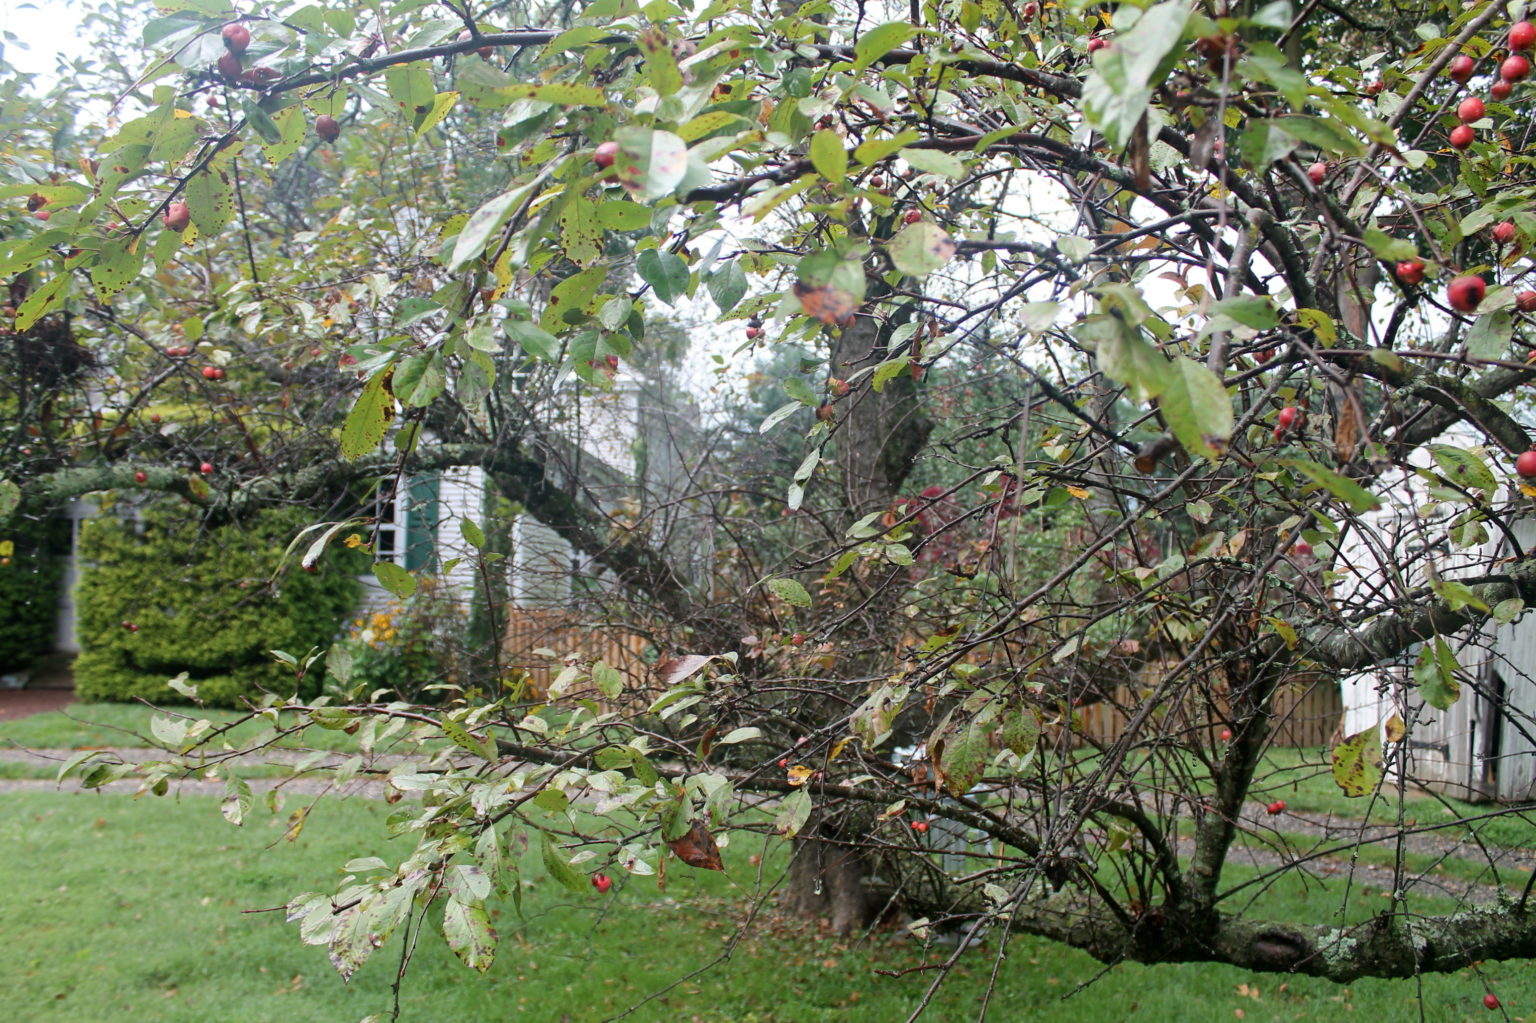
[3,789,1532,1023]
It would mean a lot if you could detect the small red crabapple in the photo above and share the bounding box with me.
[134,471,147,484]
[1266,800,1286,814]
[912,820,929,833]
[1516,450,1536,478]
[1450,124,1475,149]
[1306,162,1326,185]
[1517,290,1536,313]
[199,462,214,475]
[1449,55,1476,84]
[1458,96,1486,123]
[592,874,612,894]
[1220,728,1232,741]
[1483,993,1500,1010]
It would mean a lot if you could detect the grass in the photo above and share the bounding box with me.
[4,789,1535,1023]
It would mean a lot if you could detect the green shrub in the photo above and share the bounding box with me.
[0,515,66,674]
[330,577,467,702]
[73,503,362,707]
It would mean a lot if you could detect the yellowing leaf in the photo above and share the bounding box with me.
[786,764,814,786]
[1330,728,1382,797]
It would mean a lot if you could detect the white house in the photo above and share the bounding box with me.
[1336,434,1536,803]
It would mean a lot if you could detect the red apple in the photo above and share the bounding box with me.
[199,462,214,475]
[1022,1,1038,16]
[1220,728,1232,741]
[201,365,219,379]
[829,377,849,397]
[217,51,242,80]
[591,874,612,894]
[315,115,340,142]
[1266,800,1286,814]
[902,208,922,224]
[1278,406,1299,429]
[1450,124,1475,149]
[593,141,619,168]
[1447,274,1487,313]
[134,471,147,484]
[1503,54,1531,82]
[221,23,250,54]
[1494,221,1518,245]
[816,404,835,422]
[1395,259,1426,285]
[1366,80,1385,95]
[1450,54,1476,83]
[1484,993,1501,1010]
[1514,21,1536,51]
[1517,450,1536,478]
[911,820,929,833]
[1518,290,1536,312]
[1493,79,1515,101]
[745,326,763,339]
[163,201,191,232]
[1087,35,1107,53]
[1459,96,1486,122]
[1306,161,1327,185]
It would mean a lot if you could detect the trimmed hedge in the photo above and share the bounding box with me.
[0,516,66,674]
[74,503,362,706]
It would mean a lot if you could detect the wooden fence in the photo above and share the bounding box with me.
[1074,674,1343,750]
[502,607,654,701]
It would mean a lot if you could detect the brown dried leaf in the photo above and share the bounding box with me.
[667,819,724,871]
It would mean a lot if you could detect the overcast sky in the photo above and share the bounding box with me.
[1,1,85,80]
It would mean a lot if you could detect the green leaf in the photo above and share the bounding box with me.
[0,478,19,519]
[707,260,748,313]
[1209,295,1280,330]
[809,130,849,183]
[15,275,70,332]
[596,200,651,231]
[559,194,602,267]
[1330,728,1382,797]
[338,369,396,460]
[1158,357,1233,461]
[888,220,956,276]
[935,712,991,796]
[1281,459,1383,513]
[637,29,684,96]
[540,835,590,893]
[871,355,910,392]
[897,147,964,179]
[506,319,561,362]
[448,183,532,272]
[460,517,485,549]
[637,249,690,305]
[221,775,253,825]
[1465,310,1513,362]
[1414,638,1461,710]
[592,660,624,699]
[1080,1,1192,148]
[1093,320,1171,403]
[91,237,145,302]
[414,90,459,138]
[853,22,916,70]
[766,577,812,607]
[393,354,444,407]
[372,561,417,600]
[442,897,496,973]
[1275,114,1366,158]
[440,715,497,761]
[611,126,689,201]
[1428,445,1498,497]
[775,788,813,837]
[385,65,436,125]
[1360,227,1419,263]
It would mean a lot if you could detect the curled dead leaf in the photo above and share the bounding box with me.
[667,819,724,871]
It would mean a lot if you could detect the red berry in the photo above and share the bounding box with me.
[1517,451,1536,478]
[592,873,612,893]
[34,210,50,221]
[1255,348,1274,363]
[1395,259,1426,285]
[217,51,242,80]
[1447,275,1487,313]
[201,365,218,379]
[1459,96,1486,123]
[1272,425,1285,441]
[593,141,619,169]
[1493,221,1518,245]
[1266,800,1286,814]
[1450,55,1476,84]
[779,758,789,768]
[1484,992,1501,1010]
[1087,35,1108,53]
[912,820,929,833]
[1366,80,1385,96]
[1292,541,1313,558]
[315,115,340,142]
[902,208,922,224]
[1278,406,1298,429]
[163,201,191,232]
[1514,21,1536,51]
[134,471,147,484]
[1220,728,1232,741]
[199,462,214,475]
[1450,124,1475,149]
[1022,1,1038,16]
[1503,54,1531,82]
[829,377,849,397]
[221,23,250,55]
[1517,290,1536,313]
[1306,161,1327,185]
[1493,79,1514,100]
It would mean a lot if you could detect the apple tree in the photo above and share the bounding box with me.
[9,0,1536,1012]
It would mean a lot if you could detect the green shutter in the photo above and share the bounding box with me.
[405,474,440,573]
